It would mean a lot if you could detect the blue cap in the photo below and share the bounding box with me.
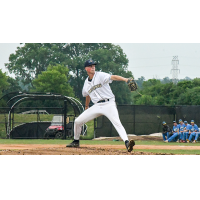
[179,119,182,123]
[162,121,166,125]
[184,121,187,124]
[84,59,97,68]
[191,120,194,123]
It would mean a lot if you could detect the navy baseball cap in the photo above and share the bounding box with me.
[173,121,176,123]
[84,59,97,68]
[184,121,188,124]
[162,121,166,125]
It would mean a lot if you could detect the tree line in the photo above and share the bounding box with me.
[0,43,199,106]
[0,43,132,106]
[133,78,200,105]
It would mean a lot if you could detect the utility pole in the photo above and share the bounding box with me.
[171,56,180,84]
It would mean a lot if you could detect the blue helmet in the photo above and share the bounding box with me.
[162,121,166,125]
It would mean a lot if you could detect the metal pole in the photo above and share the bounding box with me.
[8,111,11,139]
[63,100,67,139]
[12,108,14,131]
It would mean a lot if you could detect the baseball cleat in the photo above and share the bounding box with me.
[125,139,135,152]
[66,140,80,147]
[164,140,168,143]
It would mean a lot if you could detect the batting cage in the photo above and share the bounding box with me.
[0,92,85,139]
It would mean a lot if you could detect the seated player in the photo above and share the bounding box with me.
[165,121,180,143]
[187,120,199,143]
[179,119,186,142]
[162,121,172,141]
[183,121,191,142]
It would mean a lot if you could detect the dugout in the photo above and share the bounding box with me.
[4,92,85,139]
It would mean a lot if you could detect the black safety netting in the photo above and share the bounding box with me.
[95,105,176,137]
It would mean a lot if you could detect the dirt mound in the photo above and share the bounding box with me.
[0,145,171,155]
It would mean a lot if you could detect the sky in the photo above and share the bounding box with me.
[1,43,200,80]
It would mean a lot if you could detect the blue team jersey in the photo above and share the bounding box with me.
[185,124,191,131]
[179,124,186,132]
[189,124,199,132]
[173,125,180,132]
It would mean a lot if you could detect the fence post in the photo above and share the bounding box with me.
[63,100,67,139]
[174,105,176,121]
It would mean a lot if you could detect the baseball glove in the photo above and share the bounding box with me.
[127,78,138,91]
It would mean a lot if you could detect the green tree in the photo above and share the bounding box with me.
[2,77,22,95]
[0,70,9,96]
[32,64,74,97]
[0,70,9,106]
[133,78,200,106]
[161,77,172,84]
[5,43,68,86]
[6,43,133,104]
[133,79,176,106]
[135,76,145,89]
[177,87,200,105]
[135,95,157,105]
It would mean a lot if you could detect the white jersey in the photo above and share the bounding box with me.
[82,71,115,103]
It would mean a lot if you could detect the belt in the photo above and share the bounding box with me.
[97,99,109,103]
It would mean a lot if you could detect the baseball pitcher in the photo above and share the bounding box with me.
[66,59,136,152]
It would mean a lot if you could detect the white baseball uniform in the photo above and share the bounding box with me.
[74,71,129,142]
